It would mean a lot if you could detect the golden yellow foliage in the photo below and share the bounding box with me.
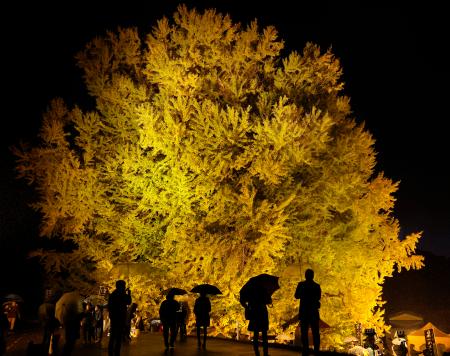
[15,5,422,348]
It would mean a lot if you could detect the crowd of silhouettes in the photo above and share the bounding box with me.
[17,270,324,356]
[154,269,321,356]
[12,271,439,356]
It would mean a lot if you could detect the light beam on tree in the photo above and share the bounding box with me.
[14,5,423,348]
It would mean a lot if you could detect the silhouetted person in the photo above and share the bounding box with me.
[5,301,19,332]
[392,338,408,356]
[124,303,137,342]
[409,344,422,356]
[177,301,189,342]
[62,314,82,356]
[194,292,211,349]
[45,316,60,353]
[94,305,103,343]
[0,312,8,355]
[81,303,95,344]
[241,286,271,356]
[159,292,180,350]
[108,280,132,356]
[363,329,379,356]
[38,300,59,352]
[295,269,321,356]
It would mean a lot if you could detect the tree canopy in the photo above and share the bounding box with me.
[15,5,423,347]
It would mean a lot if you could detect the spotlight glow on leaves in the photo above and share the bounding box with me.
[14,5,423,347]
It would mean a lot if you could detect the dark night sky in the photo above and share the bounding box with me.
[1,0,449,296]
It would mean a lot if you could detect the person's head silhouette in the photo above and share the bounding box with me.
[305,269,314,281]
[116,279,126,292]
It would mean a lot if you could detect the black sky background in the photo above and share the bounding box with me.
[1,1,449,302]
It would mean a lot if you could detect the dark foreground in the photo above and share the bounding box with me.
[6,326,303,356]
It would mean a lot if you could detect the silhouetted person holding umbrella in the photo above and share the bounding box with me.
[159,291,180,350]
[194,291,211,349]
[295,269,321,356]
[108,280,131,356]
[241,285,271,356]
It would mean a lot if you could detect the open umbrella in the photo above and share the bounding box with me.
[3,294,24,303]
[55,291,83,325]
[348,345,367,356]
[83,295,107,307]
[163,288,188,296]
[344,336,359,343]
[191,284,222,295]
[240,273,280,304]
[391,337,407,346]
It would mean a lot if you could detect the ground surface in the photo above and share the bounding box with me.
[5,324,303,355]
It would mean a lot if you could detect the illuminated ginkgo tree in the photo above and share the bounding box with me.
[15,5,423,347]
